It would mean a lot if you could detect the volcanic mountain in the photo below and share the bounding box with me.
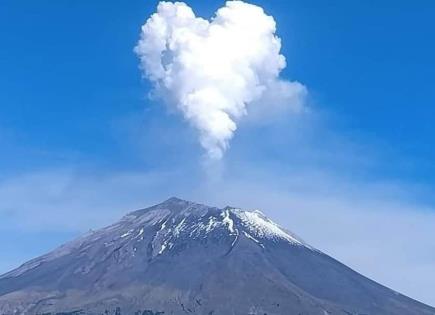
[0,197,434,315]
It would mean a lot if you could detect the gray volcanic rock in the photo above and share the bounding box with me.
[0,197,434,315]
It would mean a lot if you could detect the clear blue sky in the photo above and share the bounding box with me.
[1,0,435,305]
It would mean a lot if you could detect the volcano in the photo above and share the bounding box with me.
[0,197,433,315]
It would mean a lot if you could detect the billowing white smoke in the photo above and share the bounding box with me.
[135,1,306,159]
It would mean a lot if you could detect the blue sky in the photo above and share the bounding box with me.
[1,0,435,305]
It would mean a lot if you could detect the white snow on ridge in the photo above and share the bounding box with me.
[120,230,133,238]
[148,207,306,251]
[158,242,168,255]
[234,209,304,246]
[136,228,144,238]
[159,219,168,231]
[205,216,218,232]
[222,209,235,233]
[120,204,309,258]
[173,218,186,236]
[242,231,264,249]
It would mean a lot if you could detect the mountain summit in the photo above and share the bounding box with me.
[0,198,434,315]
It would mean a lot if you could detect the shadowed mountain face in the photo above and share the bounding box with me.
[0,198,434,315]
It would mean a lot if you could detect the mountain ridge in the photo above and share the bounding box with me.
[0,197,434,315]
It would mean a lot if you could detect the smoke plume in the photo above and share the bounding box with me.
[135,1,306,159]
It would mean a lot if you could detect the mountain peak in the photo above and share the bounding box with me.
[120,198,307,256]
[1,198,434,315]
[127,197,198,218]
[161,196,191,205]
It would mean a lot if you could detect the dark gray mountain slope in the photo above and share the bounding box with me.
[0,197,434,315]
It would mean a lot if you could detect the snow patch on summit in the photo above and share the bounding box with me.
[222,209,235,233]
[105,202,309,259]
[235,209,304,246]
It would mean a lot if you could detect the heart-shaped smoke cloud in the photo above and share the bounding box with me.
[135,1,306,159]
